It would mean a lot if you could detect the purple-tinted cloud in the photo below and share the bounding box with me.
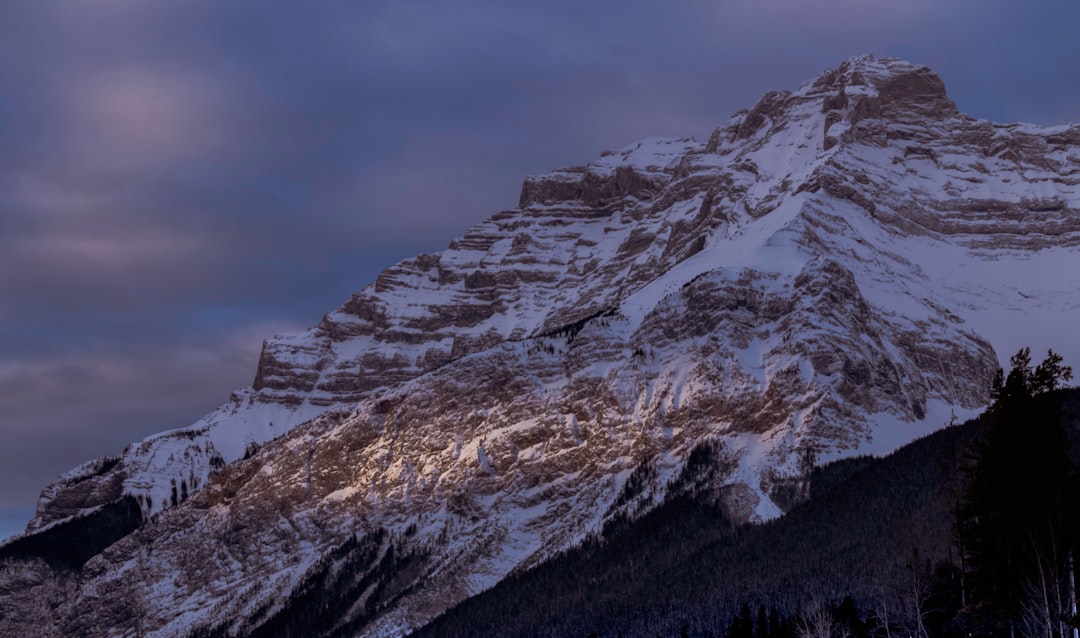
[60,67,240,170]
[0,319,303,536]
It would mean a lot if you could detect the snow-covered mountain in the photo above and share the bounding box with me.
[3,55,1080,637]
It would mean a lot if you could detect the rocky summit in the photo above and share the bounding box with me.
[3,55,1080,637]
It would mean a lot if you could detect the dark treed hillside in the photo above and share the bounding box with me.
[410,388,1080,638]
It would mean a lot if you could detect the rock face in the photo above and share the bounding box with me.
[4,55,1080,637]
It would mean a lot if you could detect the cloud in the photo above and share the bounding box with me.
[63,67,235,169]
[7,171,207,272]
[706,0,937,31]
[0,318,305,539]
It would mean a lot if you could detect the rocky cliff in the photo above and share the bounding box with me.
[3,55,1080,637]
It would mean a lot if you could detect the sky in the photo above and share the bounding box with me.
[1,0,1079,541]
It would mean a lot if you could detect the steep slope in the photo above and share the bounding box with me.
[408,412,976,638]
[2,55,1079,637]
[409,390,1080,638]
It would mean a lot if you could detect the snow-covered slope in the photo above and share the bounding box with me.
[3,55,1080,637]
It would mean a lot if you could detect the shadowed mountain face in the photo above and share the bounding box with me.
[3,55,1080,637]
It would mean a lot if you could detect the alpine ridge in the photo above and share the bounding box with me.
[3,55,1080,637]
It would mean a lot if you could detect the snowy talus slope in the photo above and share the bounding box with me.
[3,55,1080,637]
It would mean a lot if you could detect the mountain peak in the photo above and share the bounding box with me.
[835,54,928,79]
[708,55,959,155]
[805,54,958,121]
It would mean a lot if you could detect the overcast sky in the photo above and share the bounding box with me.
[1,0,1078,541]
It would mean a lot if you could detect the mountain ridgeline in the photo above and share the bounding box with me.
[3,55,1080,637]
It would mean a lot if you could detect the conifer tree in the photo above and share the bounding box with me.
[960,347,1075,635]
[739,603,754,638]
[1033,348,1073,394]
[768,607,782,638]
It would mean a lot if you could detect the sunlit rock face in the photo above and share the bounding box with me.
[5,55,1080,638]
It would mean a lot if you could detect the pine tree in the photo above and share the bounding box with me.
[999,346,1035,406]
[960,347,1075,635]
[1033,348,1073,394]
[756,604,769,638]
[725,613,743,638]
[768,607,782,638]
[835,595,867,638]
[740,603,754,638]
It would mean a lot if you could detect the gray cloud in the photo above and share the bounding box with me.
[2,0,1079,540]
[0,320,293,540]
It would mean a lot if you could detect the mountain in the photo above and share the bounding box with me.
[3,54,1080,637]
[412,388,1080,638]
